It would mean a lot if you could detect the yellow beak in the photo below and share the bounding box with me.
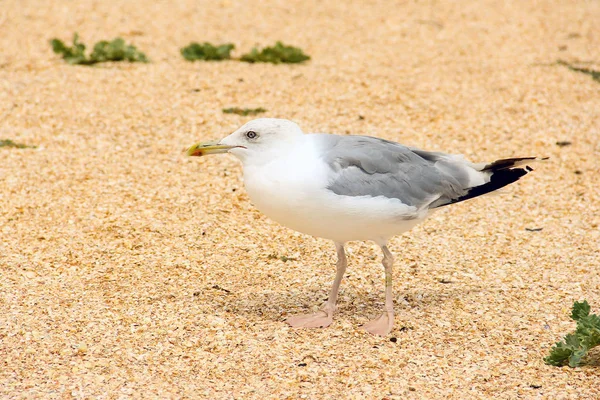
[186,140,236,157]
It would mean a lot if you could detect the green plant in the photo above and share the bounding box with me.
[51,33,148,65]
[240,41,310,64]
[0,139,36,149]
[557,60,600,83]
[545,300,600,367]
[89,38,148,63]
[50,33,87,64]
[222,107,267,116]
[181,42,235,61]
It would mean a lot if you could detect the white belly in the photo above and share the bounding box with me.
[242,151,427,244]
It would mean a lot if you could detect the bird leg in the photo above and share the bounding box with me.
[285,242,347,329]
[362,245,395,336]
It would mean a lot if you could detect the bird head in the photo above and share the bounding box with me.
[187,118,304,164]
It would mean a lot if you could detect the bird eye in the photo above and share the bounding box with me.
[246,131,257,139]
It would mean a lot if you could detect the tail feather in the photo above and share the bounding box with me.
[433,157,545,208]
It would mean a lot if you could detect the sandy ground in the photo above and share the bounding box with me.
[1,0,600,398]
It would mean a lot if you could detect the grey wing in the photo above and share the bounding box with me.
[319,134,473,209]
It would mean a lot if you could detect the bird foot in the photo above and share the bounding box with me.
[285,310,333,329]
[362,312,394,336]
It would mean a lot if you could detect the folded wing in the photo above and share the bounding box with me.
[319,134,536,210]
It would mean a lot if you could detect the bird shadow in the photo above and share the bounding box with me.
[214,278,484,324]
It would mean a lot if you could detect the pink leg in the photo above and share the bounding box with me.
[286,242,346,329]
[362,245,395,336]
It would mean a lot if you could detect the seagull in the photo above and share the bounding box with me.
[187,118,541,336]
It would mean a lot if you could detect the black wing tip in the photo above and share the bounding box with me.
[433,156,546,208]
[435,166,532,208]
[482,156,548,172]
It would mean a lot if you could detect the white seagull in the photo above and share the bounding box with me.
[187,118,541,336]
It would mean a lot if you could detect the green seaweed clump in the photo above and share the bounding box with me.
[51,33,148,65]
[0,139,36,149]
[50,33,88,64]
[89,38,148,63]
[545,300,600,367]
[222,107,267,116]
[181,42,235,61]
[240,42,310,64]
